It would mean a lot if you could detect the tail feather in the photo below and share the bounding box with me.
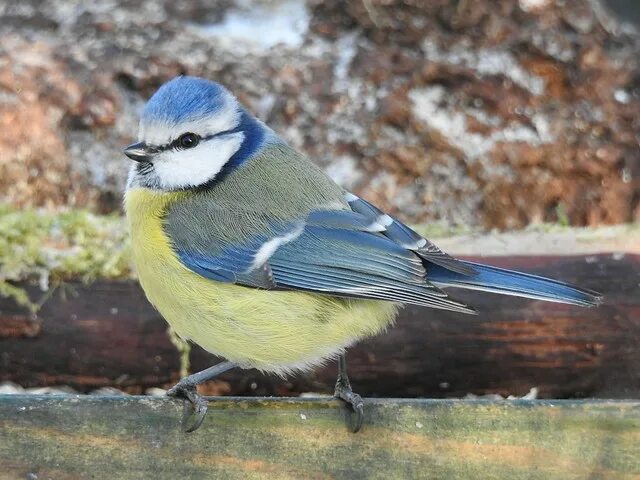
[428,260,602,307]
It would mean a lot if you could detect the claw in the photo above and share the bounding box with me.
[347,393,364,433]
[167,382,209,433]
[334,380,365,433]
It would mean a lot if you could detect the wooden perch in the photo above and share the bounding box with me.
[0,227,638,399]
[1,396,639,479]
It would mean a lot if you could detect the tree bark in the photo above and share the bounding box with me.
[0,254,638,399]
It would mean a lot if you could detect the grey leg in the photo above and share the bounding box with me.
[333,354,364,433]
[166,361,236,433]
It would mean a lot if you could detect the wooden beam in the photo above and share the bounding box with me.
[430,225,640,256]
[0,396,639,479]
[0,253,638,398]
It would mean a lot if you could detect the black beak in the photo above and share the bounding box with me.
[124,141,154,162]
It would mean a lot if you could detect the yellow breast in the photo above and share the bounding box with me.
[125,187,398,374]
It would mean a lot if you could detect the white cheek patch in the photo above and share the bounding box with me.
[140,91,240,145]
[152,133,244,189]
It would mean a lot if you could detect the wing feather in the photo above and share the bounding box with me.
[171,204,475,313]
[269,226,475,313]
[344,193,478,275]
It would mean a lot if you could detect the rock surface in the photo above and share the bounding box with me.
[0,0,638,228]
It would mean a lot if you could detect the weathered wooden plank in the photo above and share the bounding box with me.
[430,225,640,256]
[1,254,637,399]
[0,396,639,480]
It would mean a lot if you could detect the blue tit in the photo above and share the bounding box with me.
[123,76,601,432]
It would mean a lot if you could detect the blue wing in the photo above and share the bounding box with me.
[269,225,474,312]
[343,193,477,275]
[177,244,275,288]
[172,207,475,313]
[173,193,600,311]
[174,221,301,289]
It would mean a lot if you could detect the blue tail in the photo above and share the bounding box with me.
[428,260,602,307]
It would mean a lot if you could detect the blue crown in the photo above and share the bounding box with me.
[142,76,232,125]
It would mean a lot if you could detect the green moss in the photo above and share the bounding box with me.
[0,204,133,309]
[555,203,571,227]
[0,282,38,313]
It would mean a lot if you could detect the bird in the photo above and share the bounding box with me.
[123,76,601,433]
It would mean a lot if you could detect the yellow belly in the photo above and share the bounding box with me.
[125,188,398,374]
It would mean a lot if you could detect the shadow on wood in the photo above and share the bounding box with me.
[0,395,639,479]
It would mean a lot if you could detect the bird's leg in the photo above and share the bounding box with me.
[166,361,236,433]
[334,354,364,433]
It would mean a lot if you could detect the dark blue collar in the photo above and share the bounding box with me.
[223,108,265,173]
[194,109,266,191]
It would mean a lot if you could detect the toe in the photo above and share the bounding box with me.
[335,388,365,433]
[351,403,364,433]
[349,394,364,433]
[167,383,209,433]
[182,397,208,433]
[166,382,190,398]
[166,386,180,398]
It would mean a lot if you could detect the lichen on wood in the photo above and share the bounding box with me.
[0,204,132,308]
[0,396,639,479]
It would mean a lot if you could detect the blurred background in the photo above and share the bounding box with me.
[0,0,638,399]
[0,0,638,228]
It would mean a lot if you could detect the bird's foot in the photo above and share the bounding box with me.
[334,377,364,433]
[166,381,208,433]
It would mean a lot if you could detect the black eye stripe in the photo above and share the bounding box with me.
[149,127,243,153]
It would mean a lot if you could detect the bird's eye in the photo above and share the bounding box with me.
[178,133,199,149]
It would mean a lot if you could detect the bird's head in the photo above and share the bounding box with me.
[125,76,267,190]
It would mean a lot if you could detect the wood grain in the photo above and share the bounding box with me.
[0,396,639,480]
